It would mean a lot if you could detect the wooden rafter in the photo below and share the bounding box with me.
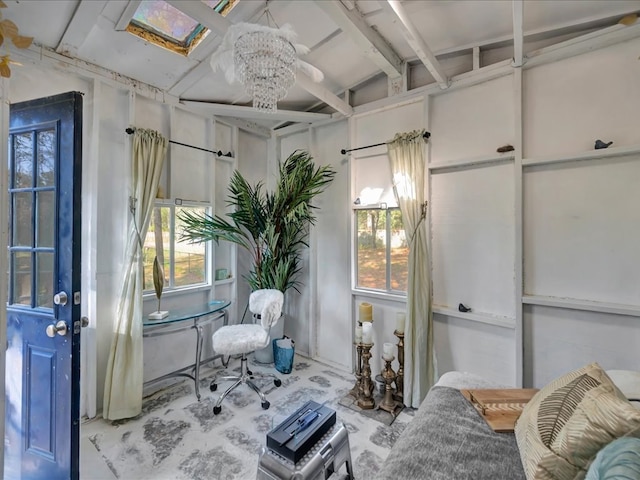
[165,0,353,117]
[315,0,403,79]
[56,0,110,57]
[384,0,449,89]
[512,0,525,67]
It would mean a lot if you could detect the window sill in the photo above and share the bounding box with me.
[351,288,406,303]
[143,283,213,301]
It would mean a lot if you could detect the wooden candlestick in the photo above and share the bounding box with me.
[357,343,375,409]
[394,330,404,404]
[349,343,363,398]
[378,357,397,414]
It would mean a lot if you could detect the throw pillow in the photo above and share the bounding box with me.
[584,437,640,480]
[514,363,640,480]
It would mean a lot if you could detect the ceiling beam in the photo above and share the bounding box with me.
[180,100,331,122]
[296,72,353,116]
[56,0,110,57]
[315,0,403,79]
[512,0,525,67]
[165,0,352,115]
[383,0,449,89]
[115,0,141,31]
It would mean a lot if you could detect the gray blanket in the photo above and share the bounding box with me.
[376,386,526,480]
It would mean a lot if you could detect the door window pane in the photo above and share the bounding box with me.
[37,190,55,247]
[13,132,33,189]
[12,192,32,247]
[37,129,56,187]
[11,251,31,306]
[175,206,205,287]
[36,252,54,308]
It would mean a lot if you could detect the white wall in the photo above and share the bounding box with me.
[4,30,640,420]
[235,129,269,325]
[344,37,640,389]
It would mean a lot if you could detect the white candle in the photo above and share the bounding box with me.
[362,322,373,344]
[382,342,394,361]
[359,302,373,322]
[355,325,363,343]
[396,312,405,334]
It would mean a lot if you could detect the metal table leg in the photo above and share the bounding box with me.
[194,322,204,401]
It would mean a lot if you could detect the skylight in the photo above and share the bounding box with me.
[127,0,237,56]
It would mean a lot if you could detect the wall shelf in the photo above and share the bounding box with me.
[522,295,640,317]
[522,143,640,168]
[429,153,514,172]
[214,277,235,286]
[432,306,516,329]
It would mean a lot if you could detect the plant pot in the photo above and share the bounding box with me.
[254,313,285,364]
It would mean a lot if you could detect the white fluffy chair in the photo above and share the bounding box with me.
[210,289,284,415]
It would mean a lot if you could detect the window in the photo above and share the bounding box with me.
[355,207,408,293]
[127,0,238,56]
[353,153,408,294]
[143,204,208,293]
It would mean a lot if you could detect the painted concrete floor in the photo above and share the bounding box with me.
[80,354,413,480]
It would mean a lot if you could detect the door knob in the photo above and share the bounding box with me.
[46,320,68,337]
[53,291,68,306]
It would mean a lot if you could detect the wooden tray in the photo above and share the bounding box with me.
[460,388,539,433]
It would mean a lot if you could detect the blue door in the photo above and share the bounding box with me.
[5,92,83,480]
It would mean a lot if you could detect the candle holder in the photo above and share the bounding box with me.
[349,342,363,398]
[357,343,375,409]
[394,330,404,404]
[378,356,398,414]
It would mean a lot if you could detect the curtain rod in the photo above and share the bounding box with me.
[340,131,431,155]
[125,128,233,157]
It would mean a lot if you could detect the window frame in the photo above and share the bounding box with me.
[142,199,212,298]
[352,203,407,297]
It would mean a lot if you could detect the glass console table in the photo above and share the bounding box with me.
[142,299,231,400]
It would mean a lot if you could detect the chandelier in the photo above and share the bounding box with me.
[234,29,296,112]
[210,22,323,113]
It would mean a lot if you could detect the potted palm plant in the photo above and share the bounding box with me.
[177,150,336,356]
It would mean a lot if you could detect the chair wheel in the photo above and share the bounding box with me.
[210,383,217,392]
[247,369,253,376]
[274,379,282,387]
[261,400,270,410]
[213,405,222,415]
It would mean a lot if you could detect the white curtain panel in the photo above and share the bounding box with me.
[387,130,437,408]
[103,128,168,420]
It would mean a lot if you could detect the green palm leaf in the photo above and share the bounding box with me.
[176,150,335,294]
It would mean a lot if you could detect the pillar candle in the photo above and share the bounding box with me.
[362,322,373,344]
[355,325,363,343]
[396,312,405,333]
[359,302,373,322]
[382,342,394,361]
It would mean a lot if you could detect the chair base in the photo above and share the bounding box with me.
[210,353,282,414]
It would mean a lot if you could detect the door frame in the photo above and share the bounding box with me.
[0,78,9,476]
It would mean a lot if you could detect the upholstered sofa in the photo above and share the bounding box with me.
[377,367,640,480]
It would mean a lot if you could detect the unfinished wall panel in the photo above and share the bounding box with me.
[431,162,516,319]
[523,155,640,306]
[523,38,640,159]
[430,74,514,164]
[170,108,211,202]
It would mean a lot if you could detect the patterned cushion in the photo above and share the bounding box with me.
[584,437,640,480]
[514,363,640,480]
